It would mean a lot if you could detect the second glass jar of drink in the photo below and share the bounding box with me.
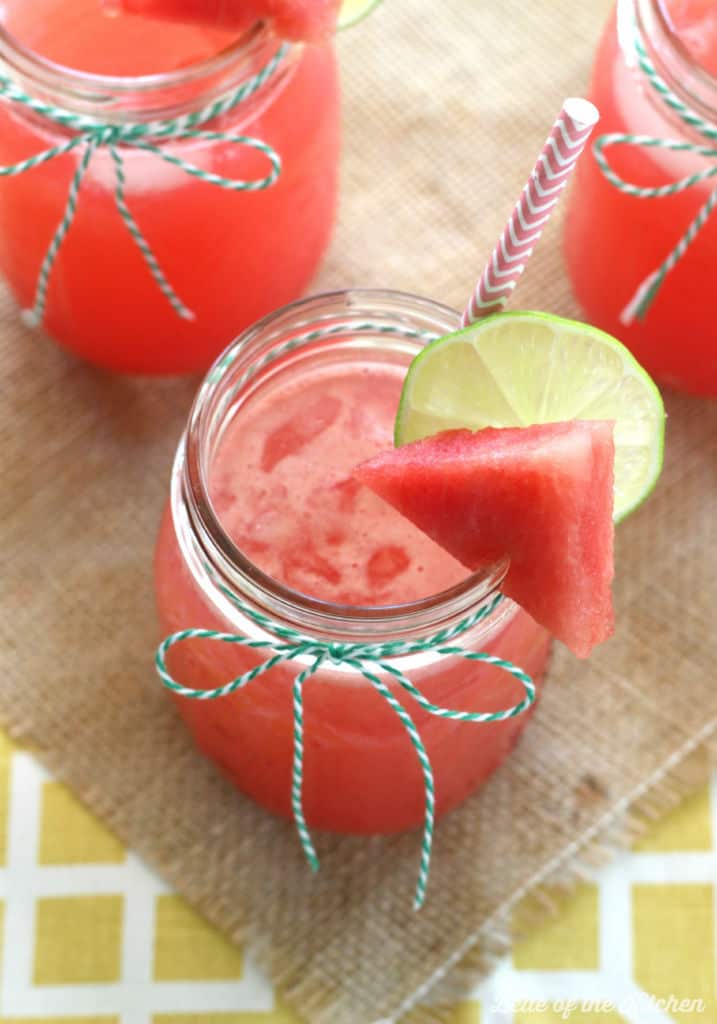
[564,0,717,396]
[155,290,552,835]
[0,4,340,373]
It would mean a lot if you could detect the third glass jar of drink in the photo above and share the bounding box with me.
[564,0,717,397]
[0,0,340,373]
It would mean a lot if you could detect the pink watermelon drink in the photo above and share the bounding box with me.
[564,0,717,396]
[155,291,552,835]
[0,0,340,373]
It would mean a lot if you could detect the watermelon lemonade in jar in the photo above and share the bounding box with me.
[564,0,717,396]
[155,290,552,837]
[0,0,340,373]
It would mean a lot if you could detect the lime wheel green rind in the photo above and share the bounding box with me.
[394,310,666,524]
[338,0,383,30]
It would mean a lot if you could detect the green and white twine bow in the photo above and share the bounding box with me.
[0,45,288,327]
[594,19,717,323]
[156,579,535,910]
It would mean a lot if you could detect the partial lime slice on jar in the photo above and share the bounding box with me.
[394,310,666,523]
[338,0,383,29]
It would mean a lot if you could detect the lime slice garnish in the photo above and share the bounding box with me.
[395,311,665,522]
[338,0,382,29]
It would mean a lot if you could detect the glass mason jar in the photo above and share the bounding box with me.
[0,15,340,374]
[154,290,552,836]
[564,0,717,397]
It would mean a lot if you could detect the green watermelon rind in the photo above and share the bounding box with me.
[394,309,666,526]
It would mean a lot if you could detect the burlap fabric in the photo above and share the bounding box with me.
[2,1,717,1020]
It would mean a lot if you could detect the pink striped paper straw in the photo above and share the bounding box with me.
[462,97,599,326]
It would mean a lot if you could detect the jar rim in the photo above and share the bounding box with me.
[0,18,288,121]
[654,0,717,86]
[627,0,717,122]
[175,288,509,641]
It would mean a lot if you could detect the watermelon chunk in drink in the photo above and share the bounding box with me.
[355,421,616,658]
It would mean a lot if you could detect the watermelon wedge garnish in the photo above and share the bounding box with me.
[107,0,343,41]
[354,421,616,658]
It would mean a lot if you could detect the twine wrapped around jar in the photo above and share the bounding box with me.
[157,577,535,910]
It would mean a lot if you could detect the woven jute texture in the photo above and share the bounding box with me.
[2,1,717,1021]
